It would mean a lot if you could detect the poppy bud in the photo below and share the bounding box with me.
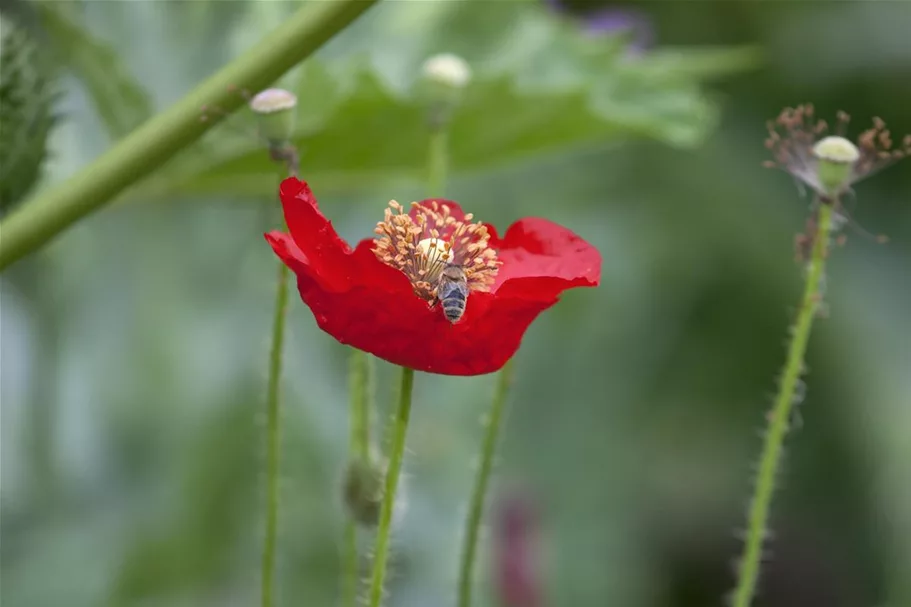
[342,456,407,527]
[0,12,58,214]
[417,53,472,129]
[249,87,297,145]
[812,136,859,198]
[422,53,472,90]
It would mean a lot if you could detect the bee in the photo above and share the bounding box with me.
[433,263,469,323]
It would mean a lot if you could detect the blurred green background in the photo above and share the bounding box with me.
[2,1,910,606]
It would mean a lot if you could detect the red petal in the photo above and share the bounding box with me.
[291,276,557,376]
[409,198,469,223]
[278,177,353,291]
[492,217,601,299]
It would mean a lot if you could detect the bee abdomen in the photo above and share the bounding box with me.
[442,297,466,322]
[439,283,468,323]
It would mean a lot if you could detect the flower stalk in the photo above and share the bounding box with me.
[342,520,358,607]
[261,257,290,607]
[731,199,835,607]
[427,127,448,199]
[367,365,415,607]
[342,349,374,606]
[0,0,378,271]
[256,91,300,604]
[458,358,517,607]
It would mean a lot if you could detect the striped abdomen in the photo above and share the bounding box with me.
[438,280,469,323]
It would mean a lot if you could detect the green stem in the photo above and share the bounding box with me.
[261,258,290,607]
[731,201,835,607]
[350,350,373,462]
[342,350,374,607]
[342,522,359,607]
[367,366,415,607]
[458,358,516,607]
[427,127,448,199]
[0,0,378,271]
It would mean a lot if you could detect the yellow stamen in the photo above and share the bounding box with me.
[373,200,500,301]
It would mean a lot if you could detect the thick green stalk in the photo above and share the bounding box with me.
[0,0,378,271]
[342,350,374,607]
[458,358,516,607]
[367,366,415,607]
[731,201,835,607]
[261,259,290,607]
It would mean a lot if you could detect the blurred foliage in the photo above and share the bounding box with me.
[0,6,58,214]
[32,1,152,141]
[2,1,911,607]
[132,0,758,200]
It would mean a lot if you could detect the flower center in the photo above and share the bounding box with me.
[373,200,500,302]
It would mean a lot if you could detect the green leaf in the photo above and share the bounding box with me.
[133,0,760,201]
[35,1,153,140]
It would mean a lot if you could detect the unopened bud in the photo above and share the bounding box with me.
[418,53,472,130]
[249,88,297,144]
[812,136,859,197]
[341,455,409,527]
[422,53,472,90]
[342,458,383,526]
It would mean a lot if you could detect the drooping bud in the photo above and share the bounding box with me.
[812,136,859,197]
[249,87,298,145]
[0,12,59,214]
[342,456,407,527]
[342,458,384,526]
[417,53,472,130]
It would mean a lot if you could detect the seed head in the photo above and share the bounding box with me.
[812,136,859,164]
[764,105,911,198]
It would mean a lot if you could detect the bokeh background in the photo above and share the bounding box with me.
[2,1,910,606]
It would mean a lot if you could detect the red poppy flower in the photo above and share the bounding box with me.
[264,177,601,376]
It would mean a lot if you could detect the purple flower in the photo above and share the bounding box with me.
[494,492,543,607]
[545,0,654,53]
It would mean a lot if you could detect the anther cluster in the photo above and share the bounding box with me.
[373,200,500,301]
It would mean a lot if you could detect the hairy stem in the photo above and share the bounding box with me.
[731,201,835,607]
[342,350,375,606]
[342,522,358,607]
[350,351,374,462]
[261,258,290,607]
[368,366,415,607]
[260,157,298,607]
[0,0,378,271]
[458,358,516,607]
